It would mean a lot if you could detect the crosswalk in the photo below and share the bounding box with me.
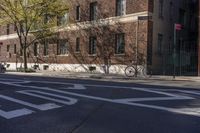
[0,78,200,119]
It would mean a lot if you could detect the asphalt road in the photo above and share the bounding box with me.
[0,74,200,133]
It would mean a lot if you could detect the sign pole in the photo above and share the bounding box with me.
[173,24,182,79]
[173,24,176,79]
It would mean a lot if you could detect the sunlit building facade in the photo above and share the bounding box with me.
[0,0,199,75]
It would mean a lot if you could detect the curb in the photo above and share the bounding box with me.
[3,72,200,89]
[4,72,198,82]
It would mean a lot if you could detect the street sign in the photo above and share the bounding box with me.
[138,16,152,20]
[175,24,182,31]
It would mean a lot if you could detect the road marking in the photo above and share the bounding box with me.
[18,90,78,105]
[66,84,86,90]
[148,88,200,96]
[5,81,197,117]
[177,90,200,96]
[113,96,193,102]
[0,78,146,89]
[11,81,31,84]
[0,95,61,111]
[0,79,200,118]
[0,108,34,119]
[173,108,200,117]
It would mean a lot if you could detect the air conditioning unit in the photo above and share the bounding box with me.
[43,65,49,70]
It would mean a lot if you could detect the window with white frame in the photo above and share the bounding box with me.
[6,24,10,35]
[116,0,126,16]
[89,36,97,55]
[33,42,39,56]
[76,5,81,21]
[76,37,80,52]
[90,2,97,21]
[14,44,17,54]
[7,45,10,52]
[115,33,125,54]
[43,40,49,56]
[57,39,68,55]
[58,12,69,26]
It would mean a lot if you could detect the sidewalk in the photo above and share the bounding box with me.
[4,71,200,89]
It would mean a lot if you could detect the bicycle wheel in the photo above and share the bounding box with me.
[142,66,152,78]
[125,66,136,77]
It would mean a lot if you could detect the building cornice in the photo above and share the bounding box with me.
[0,11,150,41]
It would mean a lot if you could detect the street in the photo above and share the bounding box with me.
[0,74,200,133]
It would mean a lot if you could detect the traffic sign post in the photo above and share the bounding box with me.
[173,24,182,79]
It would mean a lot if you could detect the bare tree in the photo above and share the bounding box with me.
[65,0,127,74]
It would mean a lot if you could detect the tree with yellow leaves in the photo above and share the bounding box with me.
[0,0,69,71]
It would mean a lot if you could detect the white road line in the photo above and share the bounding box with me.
[0,78,29,82]
[0,95,61,111]
[149,88,200,96]
[3,82,198,117]
[66,84,86,90]
[177,90,200,96]
[11,81,31,84]
[128,87,179,97]
[113,96,194,102]
[0,78,137,89]
[0,108,34,119]
[112,100,200,117]
[0,82,116,102]
[18,90,78,105]
[0,79,200,117]
[173,108,200,117]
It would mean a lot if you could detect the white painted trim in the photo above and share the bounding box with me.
[57,11,149,32]
[0,33,18,41]
[5,62,128,74]
[0,11,149,41]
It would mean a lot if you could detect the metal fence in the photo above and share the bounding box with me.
[162,40,198,76]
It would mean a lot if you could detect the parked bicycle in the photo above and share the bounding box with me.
[0,63,6,73]
[124,61,152,78]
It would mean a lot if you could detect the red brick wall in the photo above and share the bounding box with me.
[0,0,149,67]
[69,0,148,22]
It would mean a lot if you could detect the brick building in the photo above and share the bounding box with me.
[0,0,199,75]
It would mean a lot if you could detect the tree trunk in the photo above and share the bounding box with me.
[105,65,110,75]
[23,47,28,72]
[104,58,110,75]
